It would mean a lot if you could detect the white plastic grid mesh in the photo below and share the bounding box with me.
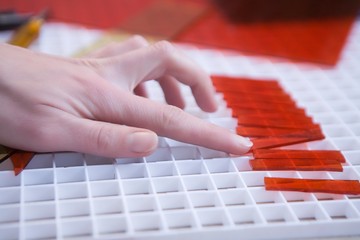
[0,22,360,239]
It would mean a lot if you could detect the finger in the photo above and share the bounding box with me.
[85,35,149,58]
[60,116,158,158]
[94,90,252,155]
[102,41,217,112]
[158,75,185,109]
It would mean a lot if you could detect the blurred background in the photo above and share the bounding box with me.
[1,0,360,64]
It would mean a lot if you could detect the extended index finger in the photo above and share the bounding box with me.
[93,89,252,155]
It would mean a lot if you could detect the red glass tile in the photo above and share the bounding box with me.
[223,93,296,105]
[236,126,324,138]
[265,177,360,195]
[212,77,281,89]
[250,158,343,171]
[230,102,306,113]
[10,151,35,176]
[253,149,346,163]
[250,135,325,150]
[235,112,311,121]
[236,117,316,129]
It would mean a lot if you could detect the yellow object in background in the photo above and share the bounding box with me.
[8,10,47,48]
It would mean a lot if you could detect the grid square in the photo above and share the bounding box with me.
[331,137,360,151]
[312,112,341,125]
[56,167,86,184]
[84,154,114,165]
[158,193,190,211]
[189,191,222,209]
[117,163,148,179]
[0,226,19,240]
[59,199,90,218]
[259,205,296,223]
[57,183,88,200]
[176,160,207,175]
[281,191,316,203]
[182,175,215,192]
[152,177,184,194]
[90,180,120,198]
[93,197,124,215]
[0,188,20,205]
[321,201,360,220]
[115,157,144,164]
[171,146,201,160]
[248,188,285,205]
[24,203,56,222]
[96,215,127,235]
[198,147,229,159]
[25,153,54,169]
[122,179,153,196]
[164,211,196,230]
[196,209,230,228]
[147,162,178,178]
[212,173,244,190]
[0,172,21,188]
[131,213,163,232]
[23,169,54,186]
[23,221,56,240]
[321,125,353,138]
[126,195,157,213]
[229,206,264,226]
[61,219,93,238]
[240,172,268,188]
[54,152,84,168]
[348,123,360,136]
[0,206,20,224]
[204,158,236,174]
[88,165,116,181]
[338,112,360,124]
[232,156,252,172]
[145,148,173,162]
[219,189,254,207]
[24,185,55,203]
[290,203,328,222]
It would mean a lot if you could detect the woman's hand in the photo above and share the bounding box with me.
[0,36,252,158]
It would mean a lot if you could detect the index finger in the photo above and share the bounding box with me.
[94,90,252,155]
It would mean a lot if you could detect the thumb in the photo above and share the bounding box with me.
[61,117,158,158]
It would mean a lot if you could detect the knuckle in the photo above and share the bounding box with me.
[130,35,149,47]
[152,41,176,57]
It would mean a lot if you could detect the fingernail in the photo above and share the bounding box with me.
[237,136,253,148]
[128,132,158,153]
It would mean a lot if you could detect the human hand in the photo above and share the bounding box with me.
[0,37,252,158]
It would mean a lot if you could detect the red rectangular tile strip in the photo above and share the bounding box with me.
[250,136,324,150]
[250,158,343,171]
[253,149,346,163]
[265,177,360,195]
[236,126,324,138]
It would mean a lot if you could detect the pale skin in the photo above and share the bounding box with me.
[0,36,252,158]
